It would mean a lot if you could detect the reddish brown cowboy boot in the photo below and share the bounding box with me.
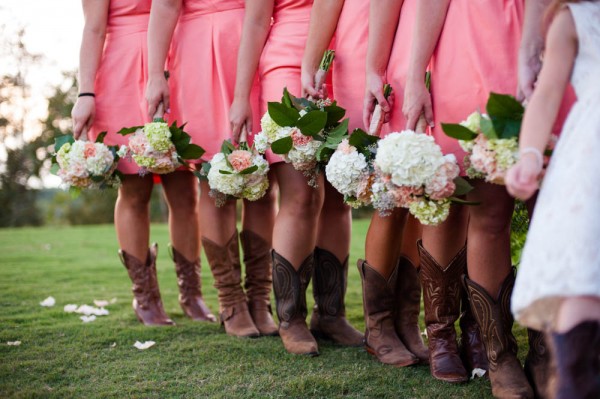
[119,243,174,326]
[460,283,489,374]
[240,230,278,336]
[524,329,551,399]
[463,270,533,398]
[169,245,216,322]
[418,241,468,383]
[395,255,429,363]
[358,259,419,367]
[202,232,259,338]
[272,250,319,356]
[310,247,363,346]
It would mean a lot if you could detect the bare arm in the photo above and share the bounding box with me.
[71,0,109,139]
[362,0,403,130]
[506,9,577,200]
[229,0,274,141]
[145,0,181,119]
[518,0,553,101]
[402,0,450,130]
[301,0,344,98]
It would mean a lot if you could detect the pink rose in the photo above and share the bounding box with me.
[129,134,148,156]
[291,128,313,147]
[84,143,96,158]
[391,185,423,207]
[227,150,253,172]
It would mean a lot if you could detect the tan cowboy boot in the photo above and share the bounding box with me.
[119,243,174,326]
[272,250,319,356]
[202,232,259,338]
[463,269,534,398]
[240,230,278,336]
[395,255,429,363]
[309,247,363,346]
[418,241,468,383]
[358,259,419,367]
[169,245,216,322]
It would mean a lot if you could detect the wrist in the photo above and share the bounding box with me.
[520,147,544,171]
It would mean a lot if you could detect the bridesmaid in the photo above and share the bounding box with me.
[72,0,215,326]
[403,0,532,396]
[230,0,333,356]
[146,0,277,338]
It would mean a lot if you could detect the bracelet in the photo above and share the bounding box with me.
[520,147,544,171]
[78,92,95,98]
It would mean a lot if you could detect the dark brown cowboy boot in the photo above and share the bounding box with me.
[395,255,429,363]
[272,250,319,356]
[358,259,419,367]
[524,329,551,399]
[310,247,363,346]
[460,282,489,374]
[240,230,278,336]
[547,321,600,399]
[169,245,216,322]
[418,241,468,383]
[463,269,534,398]
[119,243,174,326]
[202,232,259,338]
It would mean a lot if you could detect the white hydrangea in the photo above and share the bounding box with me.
[460,111,482,132]
[143,122,172,152]
[409,198,451,226]
[260,112,283,143]
[325,139,368,197]
[55,139,119,189]
[207,153,245,196]
[285,140,321,170]
[253,132,269,154]
[488,137,518,171]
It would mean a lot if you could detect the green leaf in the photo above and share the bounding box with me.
[479,117,498,140]
[50,163,60,175]
[172,134,191,150]
[54,135,75,152]
[348,128,379,150]
[193,169,205,180]
[453,177,474,196]
[282,87,293,108]
[327,119,349,139]
[486,92,524,120]
[296,110,327,136]
[316,145,335,163]
[218,169,233,175]
[323,105,346,127]
[117,126,143,136]
[178,144,205,160]
[239,165,258,175]
[448,196,480,206]
[491,117,521,140]
[292,96,318,111]
[268,102,300,127]
[271,137,293,154]
[220,140,236,155]
[94,132,107,143]
[441,123,478,141]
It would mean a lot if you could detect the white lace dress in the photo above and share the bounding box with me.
[512,1,600,331]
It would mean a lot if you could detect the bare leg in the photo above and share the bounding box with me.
[242,170,278,245]
[316,181,351,262]
[197,179,237,247]
[400,215,423,266]
[365,208,408,279]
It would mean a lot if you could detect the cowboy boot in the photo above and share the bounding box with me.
[202,232,259,338]
[358,259,419,367]
[524,329,551,399]
[418,241,468,383]
[240,230,278,336]
[169,245,216,322]
[460,282,489,374]
[272,250,319,356]
[309,247,363,346]
[463,269,534,398]
[395,255,429,363]
[547,321,600,399]
[119,243,174,326]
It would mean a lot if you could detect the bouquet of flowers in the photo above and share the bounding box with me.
[118,118,204,175]
[204,133,270,207]
[370,130,473,225]
[52,133,126,193]
[441,92,524,184]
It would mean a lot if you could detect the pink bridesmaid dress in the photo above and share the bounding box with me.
[429,0,524,172]
[168,0,245,161]
[258,0,313,164]
[90,0,152,175]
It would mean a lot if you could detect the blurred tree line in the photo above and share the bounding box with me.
[0,29,168,227]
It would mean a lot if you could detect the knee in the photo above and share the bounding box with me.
[118,180,152,208]
[284,187,324,219]
[321,192,351,218]
[165,186,199,213]
[471,206,512,237]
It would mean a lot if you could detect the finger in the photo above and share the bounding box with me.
[246,118,253,136]
[73,120,83,139]
[80,125,89,141]
[405,112,419,131]
[321,84,329,99]
[240,124,248,143]
[363,101,374,131]
[303,84,320,99]
[147,100,157,120]
[424,103,434,127]
[153,102,165,120]
[231,121,241,143]
[374,91,390,113]
[415,114,427,134]
[163,93,170,114]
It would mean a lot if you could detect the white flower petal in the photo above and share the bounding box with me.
[110,342,117,348]
[93,300,109,308]
[133,341,155,350]
[64,304,78,313]
[80,315,96,323]
[470,368,487,380]
[7,341,21,346]
[40,296,56,307]
[110,298,118,304]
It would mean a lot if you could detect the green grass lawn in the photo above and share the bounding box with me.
[0,221,527,398]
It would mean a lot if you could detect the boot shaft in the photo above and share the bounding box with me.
[170,245,202,297]
[272,250,313,324]
[312,247,349,318]
[240,230,272,301]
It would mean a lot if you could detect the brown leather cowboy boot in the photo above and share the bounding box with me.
[309,247,363,346]
[358,259,419,367]
[463,269,534,398]
[169,245,216,322]
[119,243,174,326]
[547,321,600,399]
[459,283,489,374]
[202,232,259,338]
[240,230,278,336]
[272,250,319,356]
[395,255,429,363]
[418,241,468,383]
[524,329,551,399]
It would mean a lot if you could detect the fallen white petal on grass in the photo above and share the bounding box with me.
[110,342,117,348]
[76,305,109,316]
[110,298,118,304]
[7,341,21,346]
[421,329,427,338]
[93,300,109,308]
[43,244,52,251]
[64,304,78,313]
[133,341,155,350]
[80,315,97,323]
[40,296,56,307]
[470,368,487,380]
